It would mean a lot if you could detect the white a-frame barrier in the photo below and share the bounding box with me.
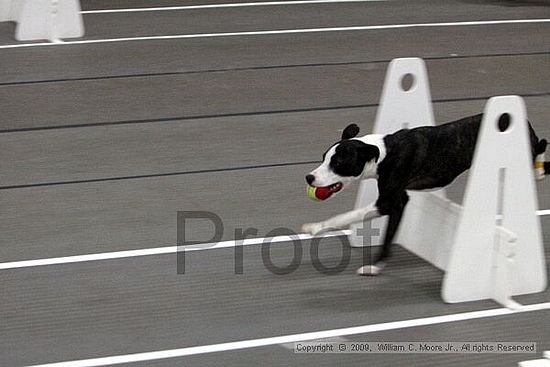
[349,58,547,307]
[442,96,547,306]
[0,0,84,41]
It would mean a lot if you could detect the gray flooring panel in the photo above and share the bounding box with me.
[1,1,550,366]
[1,97,549,187]
[1,159,549,262]
[0,56,549,131]
[80,0,270,10]
[2,0,549,46]
[1,241,548,366]
[155,312,550,367]
[78,0,550,12]
[79,2,550,40]
[0,27,548,86]
[0,164,353,261]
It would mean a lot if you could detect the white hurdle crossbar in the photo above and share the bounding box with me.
[0,0,84,41]
[349,58,547,307]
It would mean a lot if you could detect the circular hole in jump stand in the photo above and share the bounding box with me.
[400,73,415,92]
[497,113,511,132]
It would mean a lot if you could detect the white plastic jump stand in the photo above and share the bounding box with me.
[349,57,446,257]
[0,1,9,21]
[492,226,519,309]
[349,58,546,308]
[0,0,23,22]
[519,354,550,367]
[519,361,550,367]
[442,96,547,306]
[0,2,8,22]
[13,0,84,42]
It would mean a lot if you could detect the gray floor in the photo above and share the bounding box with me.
[0,0,549,366]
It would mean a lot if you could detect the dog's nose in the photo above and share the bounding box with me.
[305,174,315,185]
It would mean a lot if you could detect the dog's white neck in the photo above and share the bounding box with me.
[354,134,387,179]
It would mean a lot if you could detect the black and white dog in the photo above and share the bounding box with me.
[302,114,548,276]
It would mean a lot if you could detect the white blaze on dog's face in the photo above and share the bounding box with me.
[306,124,381,196]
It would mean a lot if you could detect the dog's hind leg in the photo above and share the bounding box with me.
[357,192,409,276]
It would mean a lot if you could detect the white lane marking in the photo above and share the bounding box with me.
[0,18,549,49]
[25,302,550,367]
[0,230,351,270]
[1,208,549,270]
[82,0,387,14]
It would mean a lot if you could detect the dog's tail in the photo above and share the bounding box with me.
[534,138,549,180]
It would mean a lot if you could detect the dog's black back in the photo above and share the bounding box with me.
[370,113,547,264]
[378,114,545,193]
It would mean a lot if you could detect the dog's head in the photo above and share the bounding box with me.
[305,124,381,197]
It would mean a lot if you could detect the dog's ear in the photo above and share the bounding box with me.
[358,144,380,163]
[341,124,360,140]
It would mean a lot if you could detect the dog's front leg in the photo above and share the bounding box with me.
[302,202,380,236]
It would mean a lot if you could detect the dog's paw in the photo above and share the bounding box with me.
[302,222,324,236]
[356,262,386,276]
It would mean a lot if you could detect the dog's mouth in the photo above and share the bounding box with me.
[307,182,344,201]
[327,182,344,193]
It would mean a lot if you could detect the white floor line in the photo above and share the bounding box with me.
[1,209,549,270]
[0,230,351,270]
[0,18,549,50]
[82,0,387,14]
[25,301,550,367]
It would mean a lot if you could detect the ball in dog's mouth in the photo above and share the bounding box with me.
[307,182,343,201]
